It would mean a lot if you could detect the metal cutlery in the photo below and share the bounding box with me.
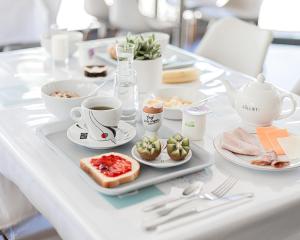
[156,176,238,216]
[143,192,254,231]
[163,60,195,70]
[87,77,110,97]
[162,55,177,65]
[143,181,203,212]
[143,176,236,213]
[188,95,217,108]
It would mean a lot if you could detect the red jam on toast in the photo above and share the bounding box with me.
[90,154,132,177]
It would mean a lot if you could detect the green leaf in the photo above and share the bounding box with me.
[124,33,161,60]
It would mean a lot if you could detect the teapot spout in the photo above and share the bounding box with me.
[221,77,237,107]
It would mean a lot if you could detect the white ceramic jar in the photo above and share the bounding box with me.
[181,105,210,141]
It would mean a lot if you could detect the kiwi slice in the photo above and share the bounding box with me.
[136,137,161,161]
[167,133,190,161]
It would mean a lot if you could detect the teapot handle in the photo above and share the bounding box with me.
[276,94,297,120]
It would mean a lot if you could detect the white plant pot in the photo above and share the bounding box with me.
[133,57,162,94]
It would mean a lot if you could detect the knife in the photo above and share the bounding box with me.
[143,189,247,213]
[163,60,195,70]
[143,192,254,231]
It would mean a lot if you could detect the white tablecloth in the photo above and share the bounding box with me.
[0,47,300,240]
[0,173,36,229]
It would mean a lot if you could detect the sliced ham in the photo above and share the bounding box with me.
[251,160,271,166]
[233,128,258,146]
[221,131,260,156]
[263,150,277,161]
[251,150,290,168]
[271,160,290,168]
[251,151,275,166]
[220,128,290,169]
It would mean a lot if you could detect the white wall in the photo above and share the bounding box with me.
[264,44,300,91]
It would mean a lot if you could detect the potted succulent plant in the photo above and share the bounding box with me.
[125,34,162,94]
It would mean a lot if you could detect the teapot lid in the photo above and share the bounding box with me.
[257,73,266,83]
[248,73,274,91]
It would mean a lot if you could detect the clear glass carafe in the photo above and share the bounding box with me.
[114,43,138,124]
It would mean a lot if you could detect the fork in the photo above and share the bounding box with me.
[144,192,253,231]
[156,176,238,216]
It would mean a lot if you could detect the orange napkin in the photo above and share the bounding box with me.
[256,127,289,155]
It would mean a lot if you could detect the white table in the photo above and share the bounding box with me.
[0,46,300,240]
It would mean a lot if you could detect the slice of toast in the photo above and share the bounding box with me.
[80,152,140,188]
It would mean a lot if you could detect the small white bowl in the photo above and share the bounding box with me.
[155,88,207,120]
[41,80,98,120]
[41,31,83,57]
[141,32,170,53]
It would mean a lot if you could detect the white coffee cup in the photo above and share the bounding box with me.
[70,96,122,142]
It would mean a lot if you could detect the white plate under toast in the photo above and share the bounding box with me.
[37,121,213,195]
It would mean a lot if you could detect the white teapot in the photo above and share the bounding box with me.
[222,74,297,127]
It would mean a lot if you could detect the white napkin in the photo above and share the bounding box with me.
[278,136,300,159]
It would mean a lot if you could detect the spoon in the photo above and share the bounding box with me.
[142,181,203,212]
[189,95,216,108]
[87,77,111,97]
[182,181,203,196]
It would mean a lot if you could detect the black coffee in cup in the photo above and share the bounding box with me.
[71,96,122,141]
[90,106,113,110]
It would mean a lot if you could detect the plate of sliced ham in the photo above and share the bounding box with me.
[213,127,300,171]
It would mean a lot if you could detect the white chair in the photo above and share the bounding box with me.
[196,17,273,76]
[0,0,61,47]
[0,174,37,230]
[3,214,61,240]
[0,174,34,239]
[84,0,109,23]
[109,0,149,32]
[198,0,263,23]
[0,175,60,239]
[222,0,263,21]
[292,80,300,96]
[109,0,174,33]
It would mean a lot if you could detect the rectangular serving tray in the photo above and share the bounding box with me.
[95,44,197,70]
[36,121,214,196]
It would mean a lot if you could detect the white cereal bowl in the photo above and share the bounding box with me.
[41,80,98,120]
[41,31,83,57]
[155,88,207,120]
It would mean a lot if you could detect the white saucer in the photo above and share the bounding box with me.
[67,121,136,149]
[131,139,192,168]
